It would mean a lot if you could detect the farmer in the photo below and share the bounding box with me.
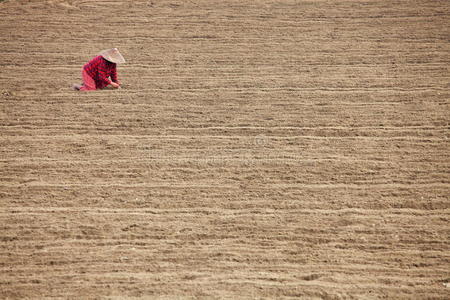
[72,48,125,91]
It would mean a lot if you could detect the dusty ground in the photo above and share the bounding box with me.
[0,0,449,298]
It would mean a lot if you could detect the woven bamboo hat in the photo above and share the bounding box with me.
[99,48,126,64]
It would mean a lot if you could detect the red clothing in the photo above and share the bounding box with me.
[82,55,118,89]
[79,70,96,91]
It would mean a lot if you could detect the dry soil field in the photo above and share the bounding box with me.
[0,0,449,299]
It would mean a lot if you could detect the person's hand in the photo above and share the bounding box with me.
[110,82,120,89]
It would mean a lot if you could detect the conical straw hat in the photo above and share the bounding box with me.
[99,48,125,64]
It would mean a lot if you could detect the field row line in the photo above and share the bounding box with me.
[1,135,447,140]
[1,183,448,188]
[0,206,450,216]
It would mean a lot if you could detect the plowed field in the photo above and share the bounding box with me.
[1,0,449,298]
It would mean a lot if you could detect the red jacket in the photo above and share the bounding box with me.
[83,56,118,89]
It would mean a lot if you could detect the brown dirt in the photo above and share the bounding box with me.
[1,0,449,298]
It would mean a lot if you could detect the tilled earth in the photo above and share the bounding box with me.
[0,0,449,298]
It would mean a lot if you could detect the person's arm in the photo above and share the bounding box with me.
[110,65,119,84]
[100,62,120,88]
[98,65,113,86]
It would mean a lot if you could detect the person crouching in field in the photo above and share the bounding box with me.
[72,48,125,91]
